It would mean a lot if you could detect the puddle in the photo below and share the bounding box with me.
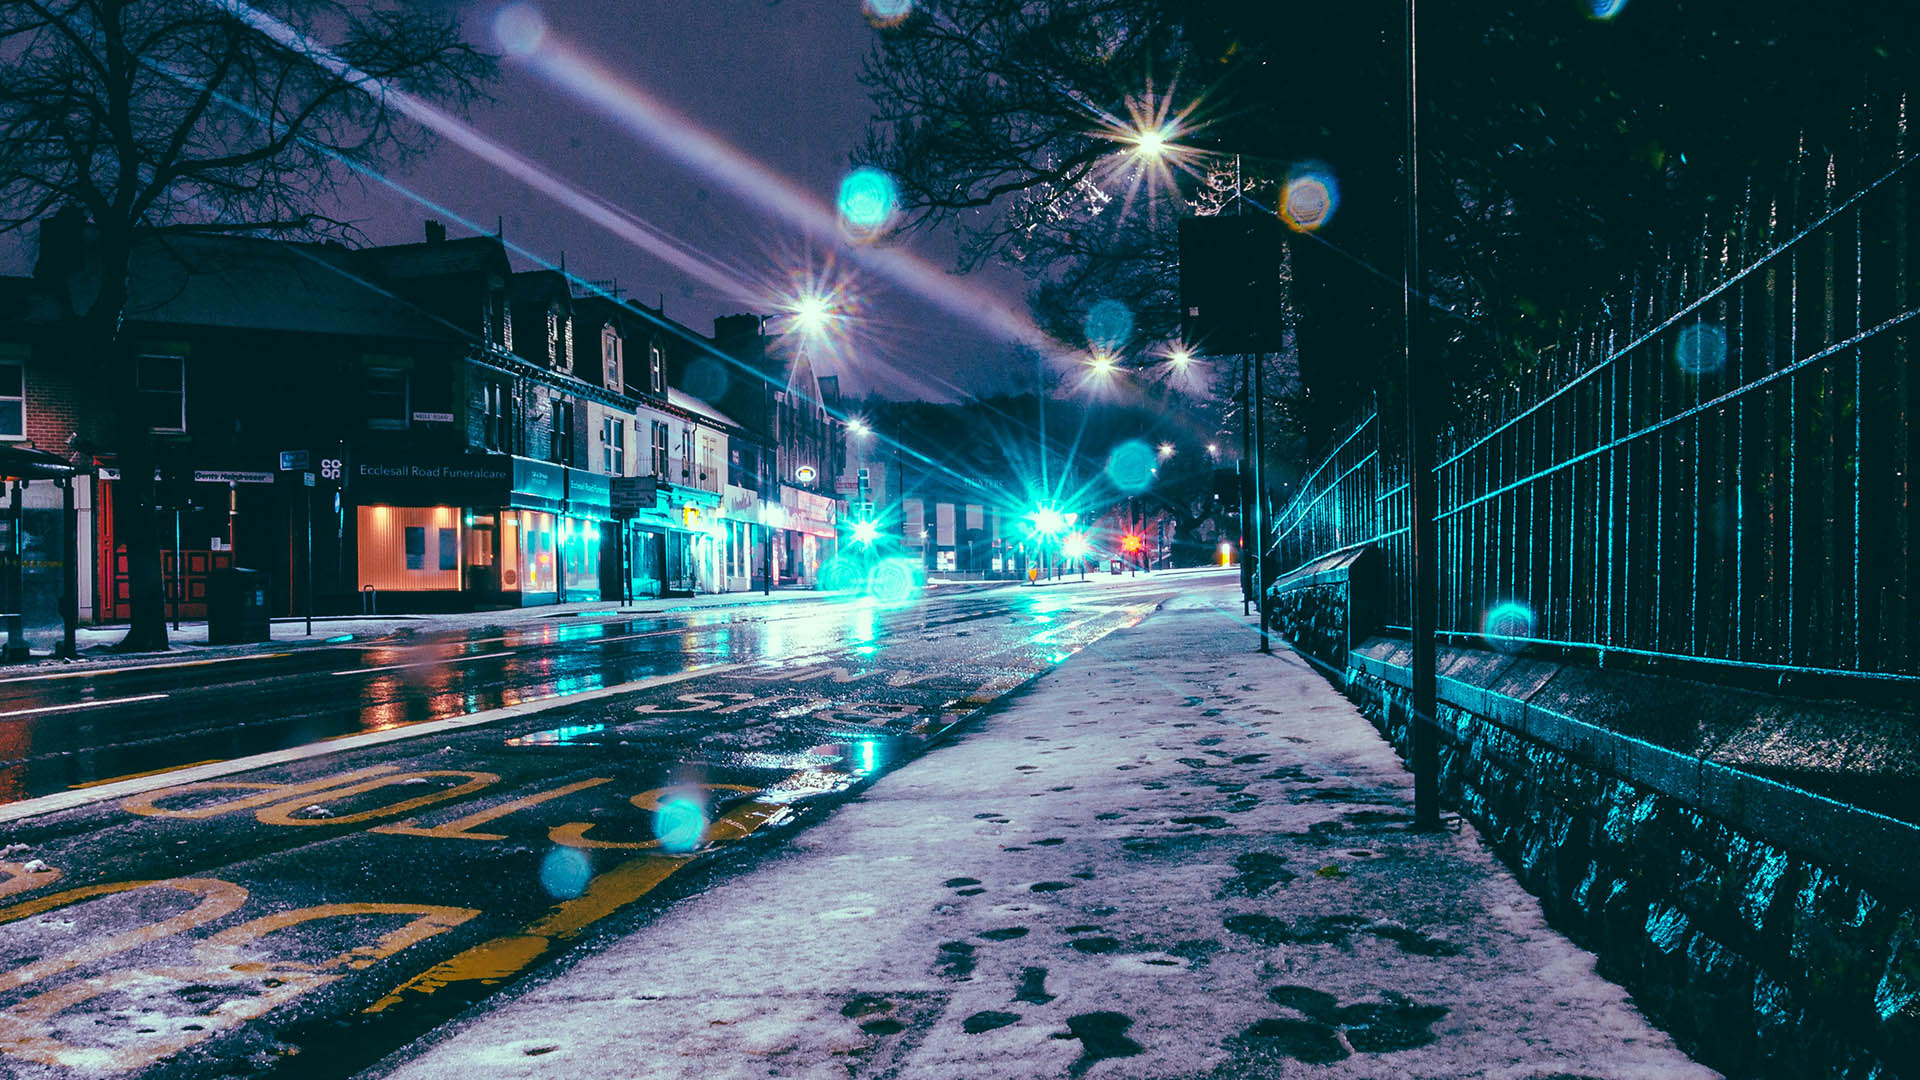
[1061,1012,1143,1076]
[936,941,976,979]
[1015,966,1054,1005]
[979,927,1028,941]
[1241,1018,1349,1063]
[1030,881,1075,892]
[963,1010,1021,1034]
[1218,852,1296,897]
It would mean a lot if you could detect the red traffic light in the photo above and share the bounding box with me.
[1121,533,1145,553]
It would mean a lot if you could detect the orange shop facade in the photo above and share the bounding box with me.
[349,452,611,611]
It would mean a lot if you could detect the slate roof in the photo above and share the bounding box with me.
[45,230,461,342]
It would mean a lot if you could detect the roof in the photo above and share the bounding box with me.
[668,388,745,430]
[46,230,462,342]
[351,235,508,281]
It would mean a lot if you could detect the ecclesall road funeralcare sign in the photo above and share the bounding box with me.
[351,454,512,507]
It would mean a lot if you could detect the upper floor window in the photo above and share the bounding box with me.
[365,367,409,430]
[602,416,625,476]
[562,314,575,372]
[135,354,186,433]
[545,311,560,367]
[679,427,694,481]
[603,328,623,392]
[651,420,669,475]
[649,345,664,394]
[550,400,573,465]
[482,381,511,451]
[0,351,23,439]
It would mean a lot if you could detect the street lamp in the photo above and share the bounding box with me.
[1156,442,1175,459]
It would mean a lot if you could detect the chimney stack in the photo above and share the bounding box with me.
[424,220,447,244]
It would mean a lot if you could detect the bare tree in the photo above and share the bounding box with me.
[0,0,490,650]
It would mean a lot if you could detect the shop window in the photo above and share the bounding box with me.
[0,352,22,439]
[404,526,425,569]
[135,354,186,433]
[358,506,462,591]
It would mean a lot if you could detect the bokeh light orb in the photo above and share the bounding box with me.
[1674,322,1727,376]
[869,559,919,608]
[863,0,914,26]
[1482,601,1537,653]
[653,795,708,853]
[538,846,592,899]
[1281,165,1339,232]
[1084,299,1134,352]
[493,3,547,56]
[1105,439,1158,494]
[838,168,898,231]
[1589,0,1629,19]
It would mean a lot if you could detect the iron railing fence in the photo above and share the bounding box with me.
[1272,92,1918,683]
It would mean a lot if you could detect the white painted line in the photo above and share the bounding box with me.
[0,652,296,685]
[332,651,515,677]
[0,663,747,825]
[0,693,170,719]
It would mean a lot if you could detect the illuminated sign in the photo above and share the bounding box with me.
[795,465,818,483]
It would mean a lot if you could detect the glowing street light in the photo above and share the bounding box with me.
[851,519,881,546]
[1130,125,1170,161]
[1168,345,1193,369]
[1088,351,1117,375]
[786,292,835,337]
[1157,442,1175,459]
[846,416,871,436]
[1206,443,1219,455]
[1030,506,1069,536]
[1060,533,1091,560]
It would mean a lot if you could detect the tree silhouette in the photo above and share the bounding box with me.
[0,0,490,649]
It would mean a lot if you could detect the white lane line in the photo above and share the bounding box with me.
[0,662,748,825]
[0,693,169,718]
[331,651,515,677]
[0,652,296,685]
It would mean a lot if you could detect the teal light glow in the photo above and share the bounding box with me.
[653,796,708,853]
[838,167,898,230]
[538,846,592,898]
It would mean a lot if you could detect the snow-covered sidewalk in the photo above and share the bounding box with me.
[371,583,1716,1080]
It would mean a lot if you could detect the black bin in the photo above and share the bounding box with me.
[207,567,271,644]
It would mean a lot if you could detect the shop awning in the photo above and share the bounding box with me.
[0,445,85,482]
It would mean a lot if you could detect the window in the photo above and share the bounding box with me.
[366,368,408,430]
[550,400,573,465]
[651,421,669,475]
[603,417,625,476]
[404,526,426,570]
[649,345,664,393]
[482,382,506,450]
[562,314,575,372]
[0,352,22,439]
[135,354,186,433]
[679,427,694,480]
[603,328,623,391]
[545,311,560,367]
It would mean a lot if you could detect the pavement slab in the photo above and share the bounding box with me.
[372,583,1717,1080]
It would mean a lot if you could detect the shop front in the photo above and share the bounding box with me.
[717,484,763,593]
[655,482,722,596]
[778,484,838,587]
[349,451,514,611]
[609,475,662,602]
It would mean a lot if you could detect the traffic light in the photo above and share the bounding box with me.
[1121,533,1145,555]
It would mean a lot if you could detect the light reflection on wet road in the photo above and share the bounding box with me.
[0,590,1027,803]
[0,574,1207,1079]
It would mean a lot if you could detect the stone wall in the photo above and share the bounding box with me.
[1343,658,1918,1079]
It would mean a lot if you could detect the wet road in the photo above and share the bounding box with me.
[0,574,1202,1079]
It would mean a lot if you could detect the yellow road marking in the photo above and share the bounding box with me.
[120,766,401,820]
[0,878,248,994]
[252,771,499,827]
[366,794,785,1014]
[373,778,614,842]
[0,862,61,900]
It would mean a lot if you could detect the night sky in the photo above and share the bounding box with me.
[2,1,1029,401]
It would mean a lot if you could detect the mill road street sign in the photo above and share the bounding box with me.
[279,449,309,472]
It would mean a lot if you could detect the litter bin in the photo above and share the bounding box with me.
[207,567,271,644]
